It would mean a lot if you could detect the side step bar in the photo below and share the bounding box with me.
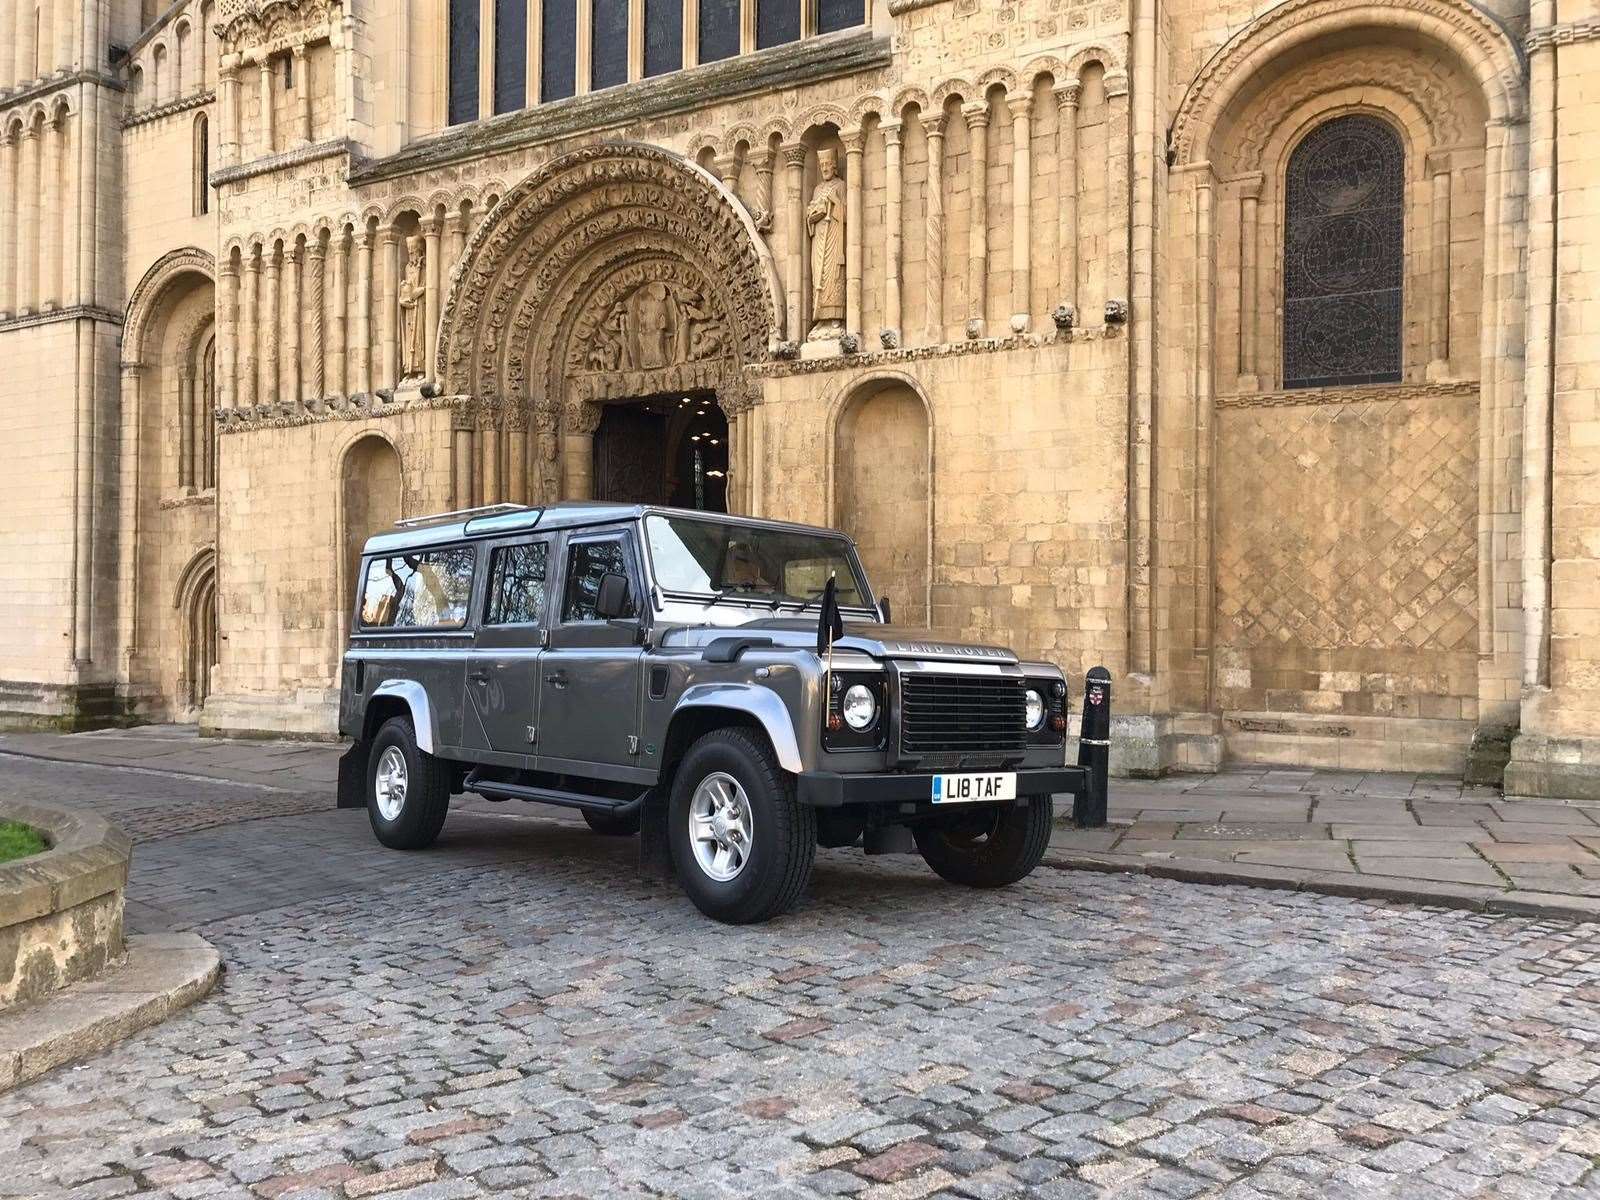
[463,769,648,817]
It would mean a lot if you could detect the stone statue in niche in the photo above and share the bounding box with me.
[806,148,846,339]
[398,236,427,378]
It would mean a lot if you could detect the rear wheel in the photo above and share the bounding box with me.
[583,807,642,836]
[367,716,452,850]
[669,728,815,924]
[914,797,1053,888]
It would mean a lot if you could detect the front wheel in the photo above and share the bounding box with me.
[914,797,1053,888]
[668,728,816,924]
[367,716,452,850]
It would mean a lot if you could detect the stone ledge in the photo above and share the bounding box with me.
[0,933,221,1093]
[1042,851,1600,924]
[0,800,131,1007]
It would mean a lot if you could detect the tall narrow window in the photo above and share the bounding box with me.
[698,0,739,63]
[757,0,800,48]
[541,0,577,102]
[193,113,209,215]
[817,0,862,34]
[644,0,682,77]
[494,0,527,114]
[447,0,480,124]
[1282,114,1404,389]
[591,0,629,90]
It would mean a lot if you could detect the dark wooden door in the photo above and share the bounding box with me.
[594,405,669,504]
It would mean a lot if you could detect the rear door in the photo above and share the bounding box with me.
[535,527,647,779]
[463,537,552,762]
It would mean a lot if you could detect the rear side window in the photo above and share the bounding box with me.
[359,548,475,629]
[562,537,636,622]
[486,541,549,625]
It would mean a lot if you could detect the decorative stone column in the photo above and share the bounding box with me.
[355,229,373,394]
[329,229,348,397]
[505,407,527,505]
[717,153,740,203]
[43,111,66,310]
[782,143,807,343]
[1426,148,1453,377]
[306,239,325,398]
[218,257,239,408]
[882,120,902,343]
[1237,173,1262,390]
[963,100,989,336]
[1008,92,1032,331]
[923,112,945,343]
[239,249,260,409]
[18,122,39,313]
[257,54,275,158]
[562,401,603,500]
[0,129,15,317]
[452,404,476,509]
[293,45,312,145]
[15,0,36,88]
[178,368,195,491]
[378,225,399,390]
[421,214,441,381]
[56,0,74,71]
[284,242,301,405]
[842,129,864,339]
[446,210,467,270]
[262,245,281,406]
[219,55,241,164]
[752,146,775,232]
[1105,73,1131,318]
[1056,83,1079,313]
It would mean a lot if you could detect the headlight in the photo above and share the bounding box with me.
[1024,688,1046,731]
[841,684,878,730]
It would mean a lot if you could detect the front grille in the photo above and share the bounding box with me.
[898,673,1028,758]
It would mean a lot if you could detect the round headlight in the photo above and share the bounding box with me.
[1024,688,1046,731]
[841,684,878,731]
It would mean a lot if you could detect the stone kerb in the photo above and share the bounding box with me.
[0,799,129,1009]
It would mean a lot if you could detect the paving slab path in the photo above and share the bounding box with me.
[0,741,1598,1199]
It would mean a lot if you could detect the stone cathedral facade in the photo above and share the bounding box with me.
[2,0,1598,795]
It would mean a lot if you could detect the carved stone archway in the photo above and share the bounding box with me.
[436,142,782,509]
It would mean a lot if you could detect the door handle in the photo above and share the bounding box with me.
[545,671,568,688]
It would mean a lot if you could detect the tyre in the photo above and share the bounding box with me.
[668,728,816,924]
[914,796,1054,888]
[583,807,642,836]
[367,715,452,850]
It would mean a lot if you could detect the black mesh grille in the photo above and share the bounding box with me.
[899,674,1028,757]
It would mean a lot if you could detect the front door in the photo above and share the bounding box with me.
[593,395,729,512]
[463,538,552,760]
[536,529,647,779]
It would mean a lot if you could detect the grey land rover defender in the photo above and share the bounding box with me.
[336,502,1106,924]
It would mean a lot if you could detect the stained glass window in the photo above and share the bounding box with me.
[644,0,683,77]
[817,0,862,34]
[494,0,526,113]
[757,0,800,49]
[541,0,577,102]
[591,0,629,90]
[1282,114,1405,389]
[698,0,739,63]
[447,0,479,125]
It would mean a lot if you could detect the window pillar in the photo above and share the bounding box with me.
[843,127,864,339]
[0,129,15,317]
[306,239,326,399]
[422,214,442,381]
[963,100,988,336]
[240,248,259,409]
[218,259,239,408]
[262,244,281,406]
[293,45,312,144]
[1055,82,1078,313]
[479,0,494,119]
[330,229,348,397]
[923,111,945,343]
[178,368,195,491]
[1426,148,1453,377]
[18,123,39,314]
[882,119,902,341]
[219,55,241,164]
[258,54,275,156]
[379,224,400,390]
[1105,73,1130,316]
[1237,172,1261,390]
[284,242,302,404]
[43,111,65,310]
[1008,91,1032,331]
[355,229,373,394]
[781,142,807,342]
[15,0,37,86]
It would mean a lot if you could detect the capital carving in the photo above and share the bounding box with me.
[961,101,990,128]
[1007,94,1033,120]
[881,120,903,148]
[565,399,604,436]
[840,129,866,154]
[1055,83,1081,111]
[782,143,809,171]
[922,112,945,139]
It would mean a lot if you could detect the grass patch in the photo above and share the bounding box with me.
[0,820,46,864]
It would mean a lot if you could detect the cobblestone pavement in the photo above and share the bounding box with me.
[4,753,1600,1199]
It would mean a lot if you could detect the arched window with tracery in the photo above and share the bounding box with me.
[1282,113,1404,390]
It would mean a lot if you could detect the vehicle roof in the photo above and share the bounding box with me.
[360,502,856,557]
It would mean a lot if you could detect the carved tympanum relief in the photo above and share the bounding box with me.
[578,280,728,375]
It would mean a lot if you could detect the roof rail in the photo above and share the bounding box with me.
[393,503,531,529]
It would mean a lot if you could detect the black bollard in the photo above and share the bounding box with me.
[1073,666,1112,827]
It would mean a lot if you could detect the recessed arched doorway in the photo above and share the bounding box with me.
[593,393,729,511]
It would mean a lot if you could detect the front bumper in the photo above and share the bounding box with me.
[796,766,1090,808]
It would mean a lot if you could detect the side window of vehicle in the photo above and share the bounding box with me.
[359,547,475,629]
[562,537,635,622]
[485,541,549,625]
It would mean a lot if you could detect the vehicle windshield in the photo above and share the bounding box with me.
[645,514,870,608]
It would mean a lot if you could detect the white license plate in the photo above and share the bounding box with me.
[931,772,1017,804]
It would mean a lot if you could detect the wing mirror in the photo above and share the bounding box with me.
[594,572,632,621]
[877,595,893,624]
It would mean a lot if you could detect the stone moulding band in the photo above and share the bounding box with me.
[121,89,215,130]
[746,323,1115,377]
[210,136,352,187]
[1526,18,1600,51]
[1214,380,1479,410]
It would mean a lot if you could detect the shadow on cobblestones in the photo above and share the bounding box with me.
[4,791,1599,1200]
